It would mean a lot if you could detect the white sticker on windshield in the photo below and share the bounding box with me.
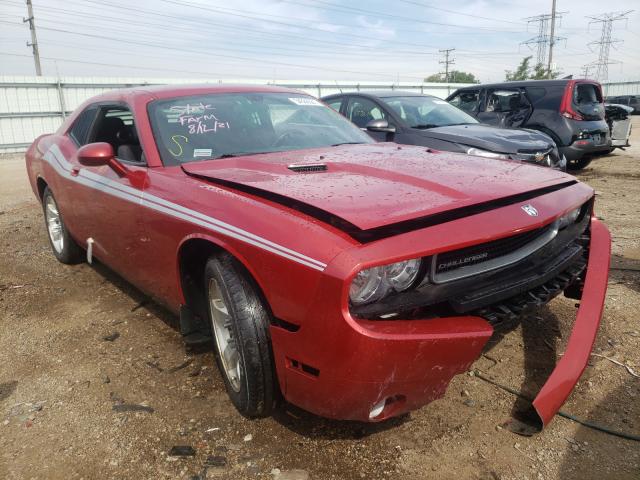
[194,148,213,157]
[433,99,448,104]
[289,97,323,106]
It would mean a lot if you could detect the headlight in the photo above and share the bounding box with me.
[349,267,386,305]
[556,153,567,171]
[558,206,580,229]
[385,259,422,292]
[349,258,422,306]
[464,147,510,160]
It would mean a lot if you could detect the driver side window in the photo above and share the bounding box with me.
[89,105,145,164]
[485,90,525,113]
[347,97,388,128]
[449,90,480,113]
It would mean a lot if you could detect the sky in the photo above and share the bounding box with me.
[0,0,638,83]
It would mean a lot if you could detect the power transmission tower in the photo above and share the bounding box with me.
[585,10,633,82]
[23,0,42,76]
[438,48,455,82]
[522,5,566,75]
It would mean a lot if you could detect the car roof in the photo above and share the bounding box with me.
[451,79,598,91]
[85,84,307,102]
[323,90,432,99]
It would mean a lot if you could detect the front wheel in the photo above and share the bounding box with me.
[42,187,84,264]
[566,156,593,171]
[204,253,276,417]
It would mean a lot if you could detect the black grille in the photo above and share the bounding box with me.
[435,225,552,274]
[474,256,586,329]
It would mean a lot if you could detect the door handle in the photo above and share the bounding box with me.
[71,167,80,177]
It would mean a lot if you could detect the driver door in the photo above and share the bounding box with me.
[345,97,393,142]
[70,103,150,285]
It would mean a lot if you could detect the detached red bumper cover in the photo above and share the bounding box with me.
[531,218,611,427]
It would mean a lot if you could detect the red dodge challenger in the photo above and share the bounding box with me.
[25,85,610,427]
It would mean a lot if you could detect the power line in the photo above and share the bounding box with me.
[22,0,41,75]
[583,10,634,82]
[92,0,445,51]
[0,51,269,78]
[0,19,425,80]
[1,0,438,58]
[282,0,526,33]
[394,0,526,26]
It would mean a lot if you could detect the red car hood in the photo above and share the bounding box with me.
[181,143,573,232]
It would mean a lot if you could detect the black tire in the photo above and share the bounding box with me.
[566,156,593,171]
[204,253,276,417]
[42,187,84,264]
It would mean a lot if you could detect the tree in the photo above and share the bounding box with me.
[505,56,562,81]
[505,56,532,81]
[424,70,478,83]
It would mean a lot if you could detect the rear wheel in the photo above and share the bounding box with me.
[204,253,276,417]
[42,187,84,264]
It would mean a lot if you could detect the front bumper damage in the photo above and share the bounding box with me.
[531,218,610,427]
[269,218,610,425]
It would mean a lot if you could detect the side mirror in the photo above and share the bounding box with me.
[366,119,396,134]
[78,142,114,167]
[77,142,128,176]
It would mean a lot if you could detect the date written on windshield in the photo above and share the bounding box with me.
[169,103,230,135]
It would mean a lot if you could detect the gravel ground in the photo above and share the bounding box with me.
[0,121,639,480]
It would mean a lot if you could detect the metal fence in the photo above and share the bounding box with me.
[3,76,638,154]
[602,81,640,97]
[0,76,472,153]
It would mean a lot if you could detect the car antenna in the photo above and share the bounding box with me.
[334,80,343,94]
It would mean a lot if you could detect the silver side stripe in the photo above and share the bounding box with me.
[44,145,327,271]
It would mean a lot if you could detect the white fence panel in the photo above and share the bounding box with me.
[603,81,640,97]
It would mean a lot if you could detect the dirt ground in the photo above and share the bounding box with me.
[1,121,639,480]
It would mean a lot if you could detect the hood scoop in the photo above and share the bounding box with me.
[287,163,327,173]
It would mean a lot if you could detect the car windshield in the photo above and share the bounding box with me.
[148,92,373,164]
[384,96,478,129]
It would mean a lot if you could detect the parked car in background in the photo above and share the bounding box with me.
[25,85,610,427]
[605,95,639,114]
[447,79,611,171]
[605,103,633,150]
[321,91,565,170]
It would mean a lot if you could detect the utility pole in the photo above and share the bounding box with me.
[23,0,42,76]
[585,10,633,82]
[522,8,565,76]
[547,0,557,79]
[438,48,455,83]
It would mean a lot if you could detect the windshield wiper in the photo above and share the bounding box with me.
[412,124,440,129]
[330,142,364,146]
[213,151,272,159]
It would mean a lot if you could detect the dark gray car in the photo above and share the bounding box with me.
[321,91,565,170]
[447,79,610,170]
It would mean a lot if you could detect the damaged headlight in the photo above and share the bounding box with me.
[350,259,422,306]
[464,147,510,160]
[558,206,581,229]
